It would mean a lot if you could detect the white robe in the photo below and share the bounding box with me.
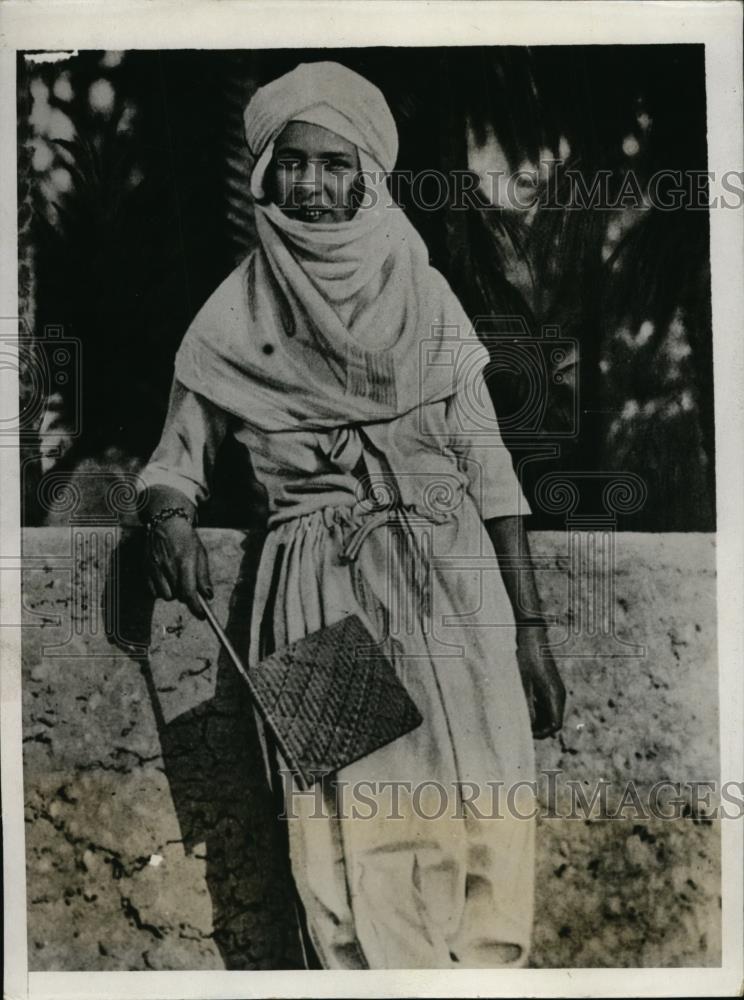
[141,372,536,969]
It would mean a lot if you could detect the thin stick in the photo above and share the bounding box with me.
[196,592,253,687]
[196,593,302,782]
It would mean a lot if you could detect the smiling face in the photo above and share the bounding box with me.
[265,120,362,223]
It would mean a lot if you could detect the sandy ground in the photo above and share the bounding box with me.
[20,528,720,969]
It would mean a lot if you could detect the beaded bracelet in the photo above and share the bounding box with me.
[146,506,195,533]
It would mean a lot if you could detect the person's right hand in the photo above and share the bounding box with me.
[146,516,213,620]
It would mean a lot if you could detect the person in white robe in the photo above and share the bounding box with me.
[140,60,565,970]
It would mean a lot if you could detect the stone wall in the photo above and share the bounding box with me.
[21,528,720,970]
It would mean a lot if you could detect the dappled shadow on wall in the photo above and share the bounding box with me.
[103,529,304,969]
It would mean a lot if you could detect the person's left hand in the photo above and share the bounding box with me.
[516,627,566,739]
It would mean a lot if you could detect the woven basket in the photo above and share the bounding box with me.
[199,598,423,790]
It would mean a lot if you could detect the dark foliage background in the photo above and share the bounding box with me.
[17,46,714,530]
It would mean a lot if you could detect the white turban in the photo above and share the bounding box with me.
[176,60,490,437]
[243,61,399,198]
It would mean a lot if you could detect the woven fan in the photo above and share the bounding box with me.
[198,596,423,789]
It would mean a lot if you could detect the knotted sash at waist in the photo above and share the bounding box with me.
[262,471,471,635]
[267,475,469,567]
[264,425,471,561]
[339,502,450,563]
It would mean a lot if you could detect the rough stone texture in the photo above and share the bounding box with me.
[529,530,719,790]
[532,817,720,968]
[21,528,720,969]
